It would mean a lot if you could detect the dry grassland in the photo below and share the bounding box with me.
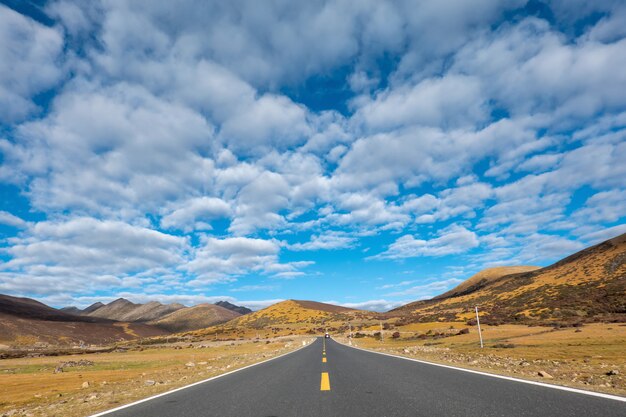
[0,336,310,417]
[341,322,626,396]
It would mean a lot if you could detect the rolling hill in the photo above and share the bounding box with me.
[0,295,167,346]
[391,233,626,324]
[191,299,381,338]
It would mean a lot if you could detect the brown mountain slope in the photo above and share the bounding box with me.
[0,294,104,323]
[149,304,240,332]
[0,294,167,346]
[434,266,541,299]
[83,302,105,314]
[118,301,185,322]
[391,232,626,324]
[86,298,140,321]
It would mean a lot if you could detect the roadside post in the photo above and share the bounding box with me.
[475,306,484,348]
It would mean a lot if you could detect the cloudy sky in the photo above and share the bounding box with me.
[1,0,625,311]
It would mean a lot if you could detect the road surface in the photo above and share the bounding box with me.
[98,337,625,417]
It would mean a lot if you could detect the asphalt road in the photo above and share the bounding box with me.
[99,337,625,417]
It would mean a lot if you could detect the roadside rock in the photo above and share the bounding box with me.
[606,369,619,376]
[144,380,156,386]
[185,362,196,367]
[81,381,90,389]
[538,371,553,379]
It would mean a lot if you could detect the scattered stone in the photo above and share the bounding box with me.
[53,366,63,374]
[538,371,553,379]
[185,362,196,367]
[59,360,94,368]
[198,361,207,365]
[81,381,90,389]
[606,369,619,376]
[144,380,156,386]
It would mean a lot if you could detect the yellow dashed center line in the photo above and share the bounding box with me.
[320,372,331,391]
[322,357,327,363]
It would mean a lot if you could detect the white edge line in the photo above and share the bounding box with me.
[338,340,626,403]
[88,340,315,417]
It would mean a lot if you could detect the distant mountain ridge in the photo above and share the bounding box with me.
[61,298,250,332]
[215,300,252,315]
[0,294,167,345]
[149,304,241,332]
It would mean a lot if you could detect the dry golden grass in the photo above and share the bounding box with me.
[0,336,310,417]
[343,322,626,396]
[437,266,540,298]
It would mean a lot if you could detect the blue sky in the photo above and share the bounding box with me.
[0,0,625,311]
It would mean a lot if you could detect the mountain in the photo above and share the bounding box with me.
[391,232,626,324]
[149,303,241,332]
[83,302,105,314]
[59,298,250,332]
[215,300,252,315]
[86,298,140,321]
[114,301,185,322]
[59,306,83,315]
[0,294,167,346]
[0,294,96,322]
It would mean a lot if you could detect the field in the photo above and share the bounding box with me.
[0,336,311,417]
[338,322,626,396]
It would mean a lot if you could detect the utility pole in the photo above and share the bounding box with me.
[380,321,384,343]
[475,306,484,348]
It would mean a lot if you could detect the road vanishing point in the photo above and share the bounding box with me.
[94,337,625,417]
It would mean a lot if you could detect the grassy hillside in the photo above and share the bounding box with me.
[434,266,540,299]
[391,233,626,324]
[190,300,381,339]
